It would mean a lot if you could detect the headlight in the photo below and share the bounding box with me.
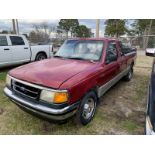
[6,75,11,87]
[40,90,68,104]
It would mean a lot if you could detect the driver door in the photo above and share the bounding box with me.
[98,41,120,96]
[104,41,120,81]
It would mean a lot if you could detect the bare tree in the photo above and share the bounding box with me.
[29,22,56,43]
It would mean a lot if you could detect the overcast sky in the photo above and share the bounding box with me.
[0,19,106,36]
[0,19,133,37]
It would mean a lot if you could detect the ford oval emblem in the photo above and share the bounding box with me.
[20,87,25,92]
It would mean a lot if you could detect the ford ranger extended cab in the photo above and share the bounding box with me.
[0,34,53,68]
[4,38,137,125]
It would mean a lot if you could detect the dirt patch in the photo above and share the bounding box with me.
[0,108,4,115]
[41,122,53,133]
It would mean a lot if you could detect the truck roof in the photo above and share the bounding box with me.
[0,34,24,37]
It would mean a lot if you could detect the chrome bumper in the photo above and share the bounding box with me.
[4,87,78,120]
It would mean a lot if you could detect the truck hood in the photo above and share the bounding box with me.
[9,58,96,89]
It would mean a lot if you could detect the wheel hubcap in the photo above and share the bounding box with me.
[128,69,133,79]
[82,98,95,119]
[38,56,45,60]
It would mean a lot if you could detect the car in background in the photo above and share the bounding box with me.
[0,34,53,68]
[145,48,155,134]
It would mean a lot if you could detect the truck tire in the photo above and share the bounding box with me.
[75,91,97,125]
[35,53,47,61]
[124,66,133,81]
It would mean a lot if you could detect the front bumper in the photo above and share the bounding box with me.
[145,116,155,135]
[4,87,79,121]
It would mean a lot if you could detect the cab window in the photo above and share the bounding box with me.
[10,36,25,45]
[0,36,8,46]
[106,41,118,64]
[120,41,132,54]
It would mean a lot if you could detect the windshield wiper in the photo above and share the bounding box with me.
[54,55,84,60]
[54,56,96,63]
[68,57,97,63]
[53,55,66,59]
[67,57,85,60]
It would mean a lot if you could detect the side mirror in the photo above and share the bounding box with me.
[146,48,155,57]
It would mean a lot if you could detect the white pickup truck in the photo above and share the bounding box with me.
[0,34,53,68]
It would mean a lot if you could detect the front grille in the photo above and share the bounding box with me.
[12,80,41,100]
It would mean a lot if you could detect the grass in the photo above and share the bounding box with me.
[121,121,138,133]
[0,72,7,82]
[0,55,153,135]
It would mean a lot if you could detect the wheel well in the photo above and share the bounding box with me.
[86,86,99,103]
[131,61,134,67]
[36,51,47,58]
[89,86,98,97]
[79,86,99,101]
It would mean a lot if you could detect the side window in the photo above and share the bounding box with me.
[119,41,124,55]
[10,36,25,45]
[106,42,118,63]
[0,36,8,46]
[120,42,131,54]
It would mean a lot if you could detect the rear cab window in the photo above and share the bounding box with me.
[10,36,25,45]
[0,36,8,46]
[119,41,132,54]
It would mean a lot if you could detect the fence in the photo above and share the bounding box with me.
[119,35,155,50]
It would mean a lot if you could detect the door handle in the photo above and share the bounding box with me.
[24,47,29,49]
[4,48,10,50]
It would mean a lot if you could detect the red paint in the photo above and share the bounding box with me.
[9,38,136,104]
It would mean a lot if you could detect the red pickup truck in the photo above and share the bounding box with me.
[4,38,137,125]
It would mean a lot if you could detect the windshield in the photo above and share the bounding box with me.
[55,40,104,61]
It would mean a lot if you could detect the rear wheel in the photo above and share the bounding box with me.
[75,91,97,125]
[35,53,47,61]
[124,66,133,81]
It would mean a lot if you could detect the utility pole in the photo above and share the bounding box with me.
[96,19,100,38]
[16,19,19,34]
[12,19,16,34]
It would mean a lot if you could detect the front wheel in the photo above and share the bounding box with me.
[75,91,97,125]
